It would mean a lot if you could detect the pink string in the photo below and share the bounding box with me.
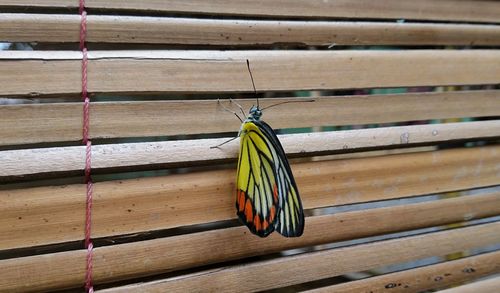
[83,91,90,144]
[79,0,94,292]
[85,242,94,293]
[79,11,87,51]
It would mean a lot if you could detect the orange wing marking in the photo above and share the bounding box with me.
[273,184,279,203]
[254,215,262,231]
[245,200,253,222]
[262,220,269,230]
[237,190,245,212]
[269,206,276,222]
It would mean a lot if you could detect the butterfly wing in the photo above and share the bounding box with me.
[256,120,305,237]
[236,120,304,237]
[236,121,279,237]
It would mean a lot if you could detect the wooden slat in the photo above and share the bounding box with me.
[438,276,500,293]
[1,146,499,250]
[1,216,499,292]
[2,14,500,46]
[2,120,500,178]
[305,251,500,293]
[1,50,499,96]
[104,223,500,293]
[0,0,499,23]
[1,90,499,146]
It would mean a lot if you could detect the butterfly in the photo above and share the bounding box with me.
[213,60,306,237]
[235,104,305,237]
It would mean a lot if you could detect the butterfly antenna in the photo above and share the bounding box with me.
[246,59,259,108]
[261,99,315,110]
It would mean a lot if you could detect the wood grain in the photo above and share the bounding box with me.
[2,13,500,46]
[98,222,500,293]
[0,1,498,291]
[1,215,499,292]
[1,50,499,96]
[1,90,499,146]
[2,120,500,177]
[0,0,499,23]
[1,146,499,250]
[305,251,500,293]
[438,276,500,293]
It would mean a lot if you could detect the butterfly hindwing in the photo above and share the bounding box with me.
[256,120,305,237]
[236,120,304,237]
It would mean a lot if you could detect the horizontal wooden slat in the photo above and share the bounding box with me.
[2,14,500,46]
[0,0,499,23]
[305,251,500,293]
[99,222,500,293]
[1,146,499,250]
[1,50,499,96]
[1,212,499,292]
[438,276,500,293]
[1,90,499,146]
[2,120,500,178]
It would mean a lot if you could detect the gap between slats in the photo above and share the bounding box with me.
[0,1,498,287]
[1,120,500,178]
[304,251,500,293]
[0,50,499,96]
[438,275,500,293]
[1,90,499,146]
[93,222,500,292]
[1,221,494,292]
[1,146,499,250]
[0,0,498,23]
[1,14,500,46]
[1,195,499,292]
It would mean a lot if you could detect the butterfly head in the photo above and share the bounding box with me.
[248,105,263,121]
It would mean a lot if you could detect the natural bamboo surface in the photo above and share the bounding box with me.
[97,223,500,293]
[0,1,499,291]
[2,120,499,178]
[0,0,499,23]
[2,14,500,46]
[305,251,500,293]
[437,276,500,293]
[1,90,499,146]
[1,50,499,96]
[1,146,499,250]
[1,220,498,292]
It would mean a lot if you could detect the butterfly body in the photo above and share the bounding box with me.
[236,106,305,237]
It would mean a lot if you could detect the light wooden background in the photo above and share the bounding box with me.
[0,1,499,292]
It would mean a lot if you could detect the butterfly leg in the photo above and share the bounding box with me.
[217,98,243,123]
[229,98,246,118]
[210,136,238,149]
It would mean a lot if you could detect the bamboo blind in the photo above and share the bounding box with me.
[0,1,499,292]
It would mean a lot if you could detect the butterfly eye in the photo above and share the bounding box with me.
[249,106,262,120]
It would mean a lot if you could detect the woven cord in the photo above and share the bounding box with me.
[79,1,94,292]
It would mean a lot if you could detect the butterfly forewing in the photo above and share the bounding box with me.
[236,120,304,237]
